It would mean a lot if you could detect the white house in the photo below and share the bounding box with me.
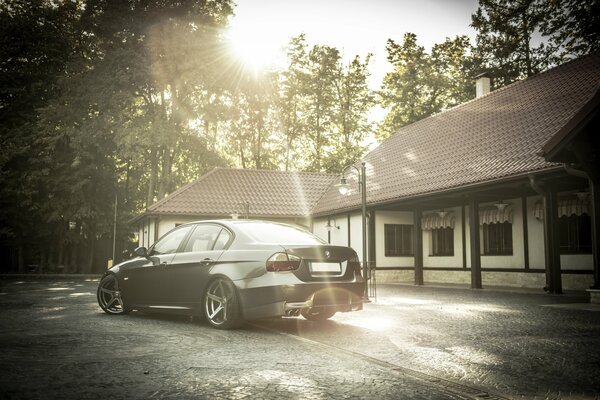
[131,53,600,293]
[311,52,599,292]
[129,168,337,248]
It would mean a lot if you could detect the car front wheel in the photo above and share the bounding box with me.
[97,274,129,315]
[203,278,242,329]
[301,307,336,321]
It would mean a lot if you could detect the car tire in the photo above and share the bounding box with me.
[97,274,129,315]
[301,308,336,321]
[203,278,243,329]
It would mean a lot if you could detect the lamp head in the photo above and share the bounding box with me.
[336,177,350,195]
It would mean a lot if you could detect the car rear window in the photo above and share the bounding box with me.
[239,222,325,245]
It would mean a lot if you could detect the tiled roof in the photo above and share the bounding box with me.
[312,52,600,215]
[143,168,337,218]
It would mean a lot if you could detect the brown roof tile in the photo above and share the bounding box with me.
[312,52,600,215]
[145,168,337,218]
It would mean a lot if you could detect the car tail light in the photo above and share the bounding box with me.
[266,252,301,272]
[348,255,362,277]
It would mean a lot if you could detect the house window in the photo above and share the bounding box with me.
[559,214,592,254]
[431,228,454,256]
[482,222,513,255]
[385,224,413,256]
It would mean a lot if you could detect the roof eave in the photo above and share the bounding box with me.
[128,211,313,225]
[310,166,564,217]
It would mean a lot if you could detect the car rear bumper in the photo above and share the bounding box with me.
[237,281,364,320]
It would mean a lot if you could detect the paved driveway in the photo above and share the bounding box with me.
[0,277,599,399]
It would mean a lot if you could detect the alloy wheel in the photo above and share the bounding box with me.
[204,278,241,329]
[97,274,127,315]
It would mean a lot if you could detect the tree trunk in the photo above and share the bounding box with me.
[285,135,292,171]
[39,247,46,272]
[58,241,64,268]
[124,160,130,207]
[69,243,78,273]
[17,243,25,274]
[85,228,95,274]
[158,147,172,199]
[239,130,246,169]
[147,147,157,207]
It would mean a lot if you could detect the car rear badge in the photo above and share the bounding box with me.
[325,250,331,259]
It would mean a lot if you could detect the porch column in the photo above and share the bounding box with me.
[521,195,530,270]
[590,180,600,288]
[368,211,376,268]
[544,185,562,294]
[468,196,482,289]
[413,208,424,285]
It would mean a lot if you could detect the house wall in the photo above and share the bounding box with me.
[137,216,199,248]
[375,211,414,268]
[527,196,546,269]
[350,213,366,259]
[479,198,525,269]
[318,195,593,290]
[157,216,200,239]
[137,219,155,249]
[423,206,464,268]
[312,218,328,244]
[313,213,366,260]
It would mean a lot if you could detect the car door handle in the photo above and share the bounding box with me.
[160,261,168,267]
[201,258,214,265]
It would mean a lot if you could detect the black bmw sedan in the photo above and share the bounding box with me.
[97,220,364,329]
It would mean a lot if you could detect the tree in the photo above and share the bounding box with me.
[430,36,475,111]
[0,0,83,272]
[378,34,432,139]
[275,35,374,173]
[324,54,375,173]
[278,35,309,171]
[302,44,340,171]
[472,0,557,87]
[378,33,474,140]
[222,69,280,170]
[540,0,600,58]
[1,0,234,273]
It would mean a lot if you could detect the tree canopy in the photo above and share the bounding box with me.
[0,0,596,272]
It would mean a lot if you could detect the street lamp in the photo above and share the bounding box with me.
[336,161,370,301]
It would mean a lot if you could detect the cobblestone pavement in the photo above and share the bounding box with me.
[0,278,599,399]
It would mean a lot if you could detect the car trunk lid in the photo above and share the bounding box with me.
[282,245,359,282]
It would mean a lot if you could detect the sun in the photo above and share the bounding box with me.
[226,22,284,72]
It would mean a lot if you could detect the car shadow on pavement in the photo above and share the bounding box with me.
[118,309,360,337]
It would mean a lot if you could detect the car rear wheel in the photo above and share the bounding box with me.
[97,274,129,315]
[203,278,242,329]
[301,307,336,321]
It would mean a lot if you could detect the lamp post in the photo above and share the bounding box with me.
[336,161,369,301]
[112,193,117,266]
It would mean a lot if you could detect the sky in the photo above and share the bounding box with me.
[226,0,480,88]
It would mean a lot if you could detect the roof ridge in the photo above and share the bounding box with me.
[214,167,337,177]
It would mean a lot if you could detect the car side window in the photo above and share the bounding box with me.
[152,225,194,255]
[183,225,226,252]
[212,229,232,251]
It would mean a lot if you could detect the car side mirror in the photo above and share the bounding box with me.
[134,246,149,258]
